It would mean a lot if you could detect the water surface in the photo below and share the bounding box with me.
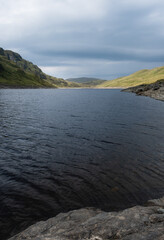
[0,89,164,239]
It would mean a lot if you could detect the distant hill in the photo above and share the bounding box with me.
[66,77,106,86]
[0,47,80,88]
[97,66,164,88]
[1,48,164,89]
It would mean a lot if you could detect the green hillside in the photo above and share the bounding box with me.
[97,66,164,88]
[0,47,80,88]
[1,47,163,89]
[0,55,52,88]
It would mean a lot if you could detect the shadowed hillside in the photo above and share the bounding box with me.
[0,48,80,88]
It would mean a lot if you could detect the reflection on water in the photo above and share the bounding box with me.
[0,89,164,239]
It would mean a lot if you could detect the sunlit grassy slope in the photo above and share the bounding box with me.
[1,47,164,89]
[97,66,164,88]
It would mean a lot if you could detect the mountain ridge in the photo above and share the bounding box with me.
[1,47,164,89]
[0,47,80,88]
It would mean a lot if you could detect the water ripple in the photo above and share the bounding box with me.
[0,89,163,240]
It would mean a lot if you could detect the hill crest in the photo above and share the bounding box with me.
[97,66,164,88]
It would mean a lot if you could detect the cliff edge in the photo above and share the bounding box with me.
[8,197,164,240]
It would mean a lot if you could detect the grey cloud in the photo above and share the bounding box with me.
[33,48,164,63]
[0,0,164,78]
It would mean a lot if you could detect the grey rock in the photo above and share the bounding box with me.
[8,197,164,240]
[123,79,164,101]
[147,197,164,207]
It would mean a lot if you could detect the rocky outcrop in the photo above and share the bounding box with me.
[0,47,80,88]
[8,197,164,240]
[123,79,164,101]
[0,47,47,79]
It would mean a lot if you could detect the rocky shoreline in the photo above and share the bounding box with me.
[8,197,164,240]
[122,79,164,101]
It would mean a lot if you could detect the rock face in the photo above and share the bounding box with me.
[8,197,164,240]
[0,47,80,88]
[0,47,48,80]
[123,79,164,101]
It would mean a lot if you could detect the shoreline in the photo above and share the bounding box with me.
[123,79,164,101]
[8,196,164,240]
[58,87,123,89]
[0,86,123,90]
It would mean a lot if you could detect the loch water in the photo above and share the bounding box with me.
[0,89,164,239]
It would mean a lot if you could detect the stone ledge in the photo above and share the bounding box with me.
[8,197,164,240]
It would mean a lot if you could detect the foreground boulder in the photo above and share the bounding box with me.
[123,79,164,101]
[9,197,164,240]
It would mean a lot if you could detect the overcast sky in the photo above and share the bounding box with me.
[0,0,164,79]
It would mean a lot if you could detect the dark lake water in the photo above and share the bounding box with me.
[0,89,164,239]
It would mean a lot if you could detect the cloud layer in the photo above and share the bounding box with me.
[1,0,164,79]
